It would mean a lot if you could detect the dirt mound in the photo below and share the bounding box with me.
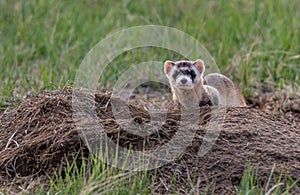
[247,91,300,128]
[0,88,300,194]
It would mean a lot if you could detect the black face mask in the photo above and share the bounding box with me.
[172,69,196,82]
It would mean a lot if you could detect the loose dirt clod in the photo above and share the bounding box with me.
[0,87,299,194]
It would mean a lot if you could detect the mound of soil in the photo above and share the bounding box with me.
[0,87,299,194]
[247,90,300,128]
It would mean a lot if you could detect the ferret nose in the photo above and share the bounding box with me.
[181,78,187,84]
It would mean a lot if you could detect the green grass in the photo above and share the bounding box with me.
[46,153,154,195]
[45,155,299,194]
[1,0,300,194]
[1,0,299,105]
[237,164,299,195]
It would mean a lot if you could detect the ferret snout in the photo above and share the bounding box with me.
[175,75,194,89]
[180,78,187,84]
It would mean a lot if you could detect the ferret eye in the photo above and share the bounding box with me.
[188,70,196,79]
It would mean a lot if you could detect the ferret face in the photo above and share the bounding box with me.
[164,59,205,90]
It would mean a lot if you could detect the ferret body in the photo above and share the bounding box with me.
[164,59,247,108]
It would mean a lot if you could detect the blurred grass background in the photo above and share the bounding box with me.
[0,0,299,105]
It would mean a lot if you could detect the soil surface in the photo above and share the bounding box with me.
[0,87,299,194]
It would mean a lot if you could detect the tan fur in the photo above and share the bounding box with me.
[204,73,247,106]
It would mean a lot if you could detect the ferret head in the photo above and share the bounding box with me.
[164,59,205,90]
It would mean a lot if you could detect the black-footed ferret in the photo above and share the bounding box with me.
[164,59,247,108]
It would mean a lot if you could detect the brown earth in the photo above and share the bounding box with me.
[0,87,299,194]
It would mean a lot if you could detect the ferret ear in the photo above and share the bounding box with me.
[164,60,175,75]
[193,59,205,74]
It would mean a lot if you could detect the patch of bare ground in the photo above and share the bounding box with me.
[0,87,299,194]
[247,87,300,128]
